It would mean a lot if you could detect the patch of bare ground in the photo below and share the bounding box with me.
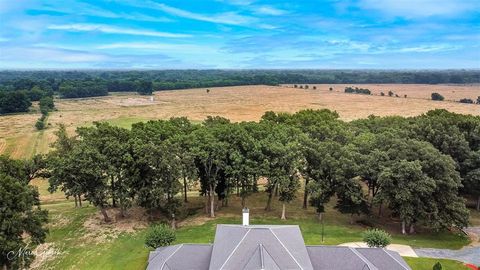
[30,243,62,270]
[82,207,148,244]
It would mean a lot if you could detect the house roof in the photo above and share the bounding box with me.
[147,224,412,270]
[147,244,213,270]
[209,225,314,270]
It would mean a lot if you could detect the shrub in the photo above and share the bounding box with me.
[294,84,298,88]
[329,87,333,91]
[459,98,473,104]
[313,86,317,90]
[35,119,45,130]
[305,85,309,89]
[431,92,444,101]
[477,96,480,104]
[380,92,385,96]
[362,228,391,248]
[145,224,176,249]
[404,95,407,98]
[433,262,442,270]
[388,91,394,97]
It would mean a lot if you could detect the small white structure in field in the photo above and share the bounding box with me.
[150,96,154,102]
[242,208,249,226]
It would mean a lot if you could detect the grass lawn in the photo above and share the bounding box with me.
[33,181,473,270]
[404,257,471,270]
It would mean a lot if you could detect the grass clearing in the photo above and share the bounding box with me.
[403,257,471,270]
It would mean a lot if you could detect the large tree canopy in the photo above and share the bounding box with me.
[1,158,48,270]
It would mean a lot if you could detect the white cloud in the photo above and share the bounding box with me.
[255,6,287,16]
[96,42,219,53]
[359,0,479,18]
[47,24,190,38]
[38,2,173,23]
[0,47,108,62]
[153,3,255,25]
[396,44,460,53]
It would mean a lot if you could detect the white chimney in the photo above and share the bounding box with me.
[242,208,249,226]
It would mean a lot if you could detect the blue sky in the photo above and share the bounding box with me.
[0,0,479,69]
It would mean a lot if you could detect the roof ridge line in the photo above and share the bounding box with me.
[261,244,282,269]
[160,244,183,270]
[348,247,376,270]
[219,228,251,270]
[268,228,304,270]
[381,248,410,270]
[259,244,265,269]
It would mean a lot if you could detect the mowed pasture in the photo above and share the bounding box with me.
[0,84,479,158]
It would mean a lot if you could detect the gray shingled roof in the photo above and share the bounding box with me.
[147,244,212,270]
[209,225,314,270]
[356,248,411,270]
[146,224,412,270]
[307,246,378,270]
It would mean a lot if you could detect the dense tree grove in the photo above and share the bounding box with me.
[41,109,479,236]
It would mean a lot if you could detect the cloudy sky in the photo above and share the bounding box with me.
[0,0,479,69]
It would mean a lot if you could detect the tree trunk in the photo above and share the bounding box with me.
[477,196,480,211]
[274,184,279,197]
[350,214,354,225]
[171,217,176,230]
[210,185,215,218]
[74,195,78,208]
[378,202,383,217]
[205,196,209,214]
[317,212,323,221]
[111,177,116,208]
[119,196,126,218]
[281,203,286,220]
[241,196,246,208]
[265,190,273,211]
[409,223,415,234]
[183,177,188,203]
[224,185,229,207]
[100,207,111,222]
[303,178,309,209]
[401,220,406,235]
[78,195,82,207]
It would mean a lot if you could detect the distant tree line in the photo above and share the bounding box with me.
[35,96,55,130]
[344,86,371,95]
[1,70,479,113]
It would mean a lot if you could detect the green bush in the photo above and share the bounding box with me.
[35,119,45,130]
[433,261,442,270]
[362,228,391,248]
[145,224,176,249]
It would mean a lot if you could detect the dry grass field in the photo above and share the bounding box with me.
[284,84,480,101]
[0,84,478,158]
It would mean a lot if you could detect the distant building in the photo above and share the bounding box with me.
[147,215,411,270]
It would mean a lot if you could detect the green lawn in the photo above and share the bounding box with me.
[404,257,471,270]
[34,185,473,269]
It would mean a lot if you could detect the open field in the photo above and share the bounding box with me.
[0,84,478,159]
[283,84,480,101]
